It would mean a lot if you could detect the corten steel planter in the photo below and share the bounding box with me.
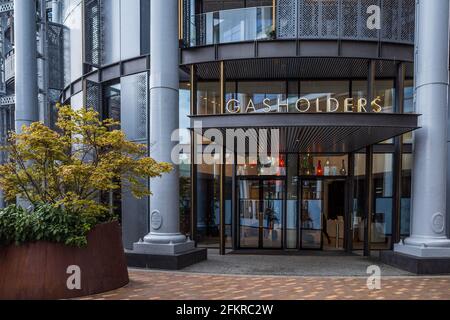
[0,221,129,300]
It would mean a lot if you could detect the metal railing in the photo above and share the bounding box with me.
[186,0,415,47]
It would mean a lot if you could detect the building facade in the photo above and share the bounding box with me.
[2,0,450,268]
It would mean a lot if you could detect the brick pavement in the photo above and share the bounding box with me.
[80,269,450,300]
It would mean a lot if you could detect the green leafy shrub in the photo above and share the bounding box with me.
[0,204,99,247]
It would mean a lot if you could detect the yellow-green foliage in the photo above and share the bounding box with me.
[0,105,172,218]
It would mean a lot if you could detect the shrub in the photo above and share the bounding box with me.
[0,204,96,247]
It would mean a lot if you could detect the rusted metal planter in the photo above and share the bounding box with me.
[0,221,129,300]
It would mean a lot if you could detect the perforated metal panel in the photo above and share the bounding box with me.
[277,0,298,39]
[400,0,415,43]
[84,0,102,66]
[299,0,320,38]
[47,22,65,90]
[85,80,101,113]
[136,73,148,141]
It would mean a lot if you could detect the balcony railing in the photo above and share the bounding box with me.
[186,0,415,47]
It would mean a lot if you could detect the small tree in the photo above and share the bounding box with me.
[0,105,172,218]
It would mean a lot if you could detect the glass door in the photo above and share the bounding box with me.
[301,180,323,249]
[262,180,284,248]
[239,179,261,248]
[239,178,284,249]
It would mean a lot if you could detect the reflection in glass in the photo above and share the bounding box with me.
[239,179,261,248]
[235,81,286,113]
[286,154,298,248]
[196,163,220,247]
[197,82,221,115]
[300,81,349,113]
[403,80,414,143]
[191,6,273,46]
[239,179,284,248]
[352,153,366,250]
[372,153,393,249]
[401,154,412,237]
[301,180,323,249]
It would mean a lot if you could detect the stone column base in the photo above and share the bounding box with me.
[133,239,195,255]
[394,243,450,258]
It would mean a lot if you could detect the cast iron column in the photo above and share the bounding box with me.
[14,0,38,133]
[395,0,450,257]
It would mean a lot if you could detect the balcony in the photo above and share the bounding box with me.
[186,0,415,47]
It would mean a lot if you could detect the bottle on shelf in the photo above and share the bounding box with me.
[340,159,347,176]
[324,158,330,176]
[317,160,323,176]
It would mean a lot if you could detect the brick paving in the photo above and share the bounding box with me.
[80,269,450,300]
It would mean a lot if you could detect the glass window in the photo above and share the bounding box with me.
[179,83,192,236]
[120,0,142,60]
[234,81,286,113]
[120,72,148,142]
[237,155,286,176]
[286,154,298,249]
[196,163,220,247]
[352,153,366,250]
[299,154,348,177]
[372,153,394,249]
[140,0,151,55]
[401,154,412,237]
[300,81,350,113]
[103,82,121,122]
[63,0,83,84]
[403,79,414,143]
[102,0,121,65]
[375,80,395,114]
[197,82,221,115]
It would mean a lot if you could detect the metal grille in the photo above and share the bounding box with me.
[47,22,65,90]
[381,0,399,42]
[85,80,101,113]
[299,0,320,38]
[276,0,298,39]
[400,0,415,43]
[84,0,102,66]
[321,0,339,38]
[359,0,379,40]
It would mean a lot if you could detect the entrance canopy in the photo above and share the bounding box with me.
[190,113,419,153]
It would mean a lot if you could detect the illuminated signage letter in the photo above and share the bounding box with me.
[226,99,240,113]
[371,97,382,113]
[263,98,272,113]
[296,98,310,113]
[327,98,339,113]
[344,98,354,113]
[357,98,368,113]
[246,99,256,113]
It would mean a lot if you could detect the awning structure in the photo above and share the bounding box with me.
[190,113,419,153]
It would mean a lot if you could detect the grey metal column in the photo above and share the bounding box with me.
[395,0,450,257]
[134,0,194,255]
[14,0,38,133]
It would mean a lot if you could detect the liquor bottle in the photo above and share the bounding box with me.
[324,158,330,176]
[340,159,347,176]
[317,160,323,176]
[302,155,308,175]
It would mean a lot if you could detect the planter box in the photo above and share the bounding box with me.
[0,221,129,300]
